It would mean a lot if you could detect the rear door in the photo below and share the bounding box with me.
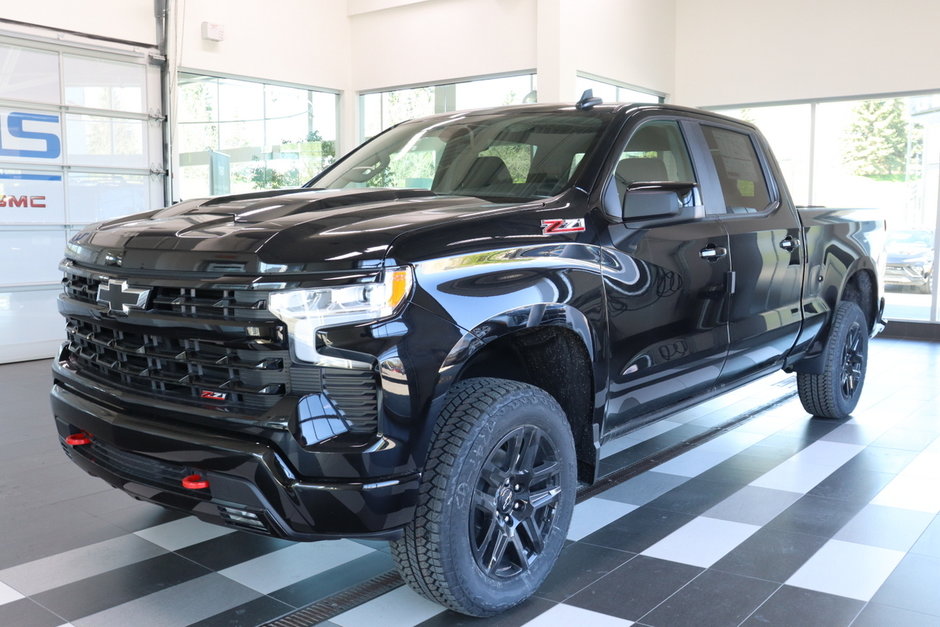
[602,118,731,435]
[694,123,804,382]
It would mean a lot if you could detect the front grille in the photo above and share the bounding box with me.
[323,370,381,423]
[65,317,289,411]
[61,268,380,431]
[64,273,271,321]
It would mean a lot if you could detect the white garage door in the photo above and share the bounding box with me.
[0,33,165,363]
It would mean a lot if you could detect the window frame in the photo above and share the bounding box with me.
[357,72,538,142]
[175,71,340,199]
[697,122,781,218]
[601,115,704,221]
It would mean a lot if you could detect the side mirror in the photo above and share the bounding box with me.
[623,181,698,220]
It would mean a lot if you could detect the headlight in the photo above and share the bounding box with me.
[267,266,413,366]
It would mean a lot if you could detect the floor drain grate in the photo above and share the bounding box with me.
[262,569,404,626]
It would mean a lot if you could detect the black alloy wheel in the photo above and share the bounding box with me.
[797,300,869,419]
[390,377,576,617]
[470,424,563,579]
[840,321,864,399]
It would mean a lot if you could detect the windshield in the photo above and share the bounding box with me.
[307,110,611,200]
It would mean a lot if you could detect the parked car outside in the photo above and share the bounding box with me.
[885,229,934,293]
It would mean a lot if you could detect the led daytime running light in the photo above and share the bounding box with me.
[267,266,413,365]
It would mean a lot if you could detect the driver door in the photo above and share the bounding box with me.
[602,119,731,436]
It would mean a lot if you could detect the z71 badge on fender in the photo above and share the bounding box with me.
[540,218,585,234]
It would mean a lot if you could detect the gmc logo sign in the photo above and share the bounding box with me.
[0,111,61,159]
[0,195,46,208]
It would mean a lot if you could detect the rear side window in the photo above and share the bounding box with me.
[702,125,772,213]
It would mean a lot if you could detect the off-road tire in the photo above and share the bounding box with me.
[390,377,576,617]
[797,301,869,418]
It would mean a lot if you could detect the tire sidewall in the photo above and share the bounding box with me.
[436,386,576,613]
[827,302,868,417]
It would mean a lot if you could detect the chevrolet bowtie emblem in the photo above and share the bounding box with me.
[96,280,151,314]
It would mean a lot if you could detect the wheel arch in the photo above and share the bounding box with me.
[432,304,604,484]
[792,264,880,375]
[839,266,880,333]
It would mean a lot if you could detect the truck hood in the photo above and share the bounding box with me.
[69,188,521,273]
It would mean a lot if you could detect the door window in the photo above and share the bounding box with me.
[701,125,773,213]
[612,120,696,200]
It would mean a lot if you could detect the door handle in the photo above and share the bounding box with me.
[699,244,728,260]
[780,236,801,251]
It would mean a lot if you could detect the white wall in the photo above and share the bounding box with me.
[348,0,538,92]
[348,0,676,104]
[675,0,940,106]
[0,0,158,46]
[568,0,675,99]
[177,0,356,151]
[178,0,351,90]
[347,0,430,15]
[11,1,940,121]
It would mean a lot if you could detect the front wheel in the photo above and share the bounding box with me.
[390,378,576,617]
[797,301,869,418]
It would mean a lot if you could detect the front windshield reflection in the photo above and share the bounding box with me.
[308,111,610,201]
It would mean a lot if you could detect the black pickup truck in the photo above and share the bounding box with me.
[51,96,885,616]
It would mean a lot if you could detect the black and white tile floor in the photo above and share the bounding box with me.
[2,338,939,626]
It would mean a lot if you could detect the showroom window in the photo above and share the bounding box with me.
[177,74,338,199]
[715,95,940,323]
[0,37,164,363]
[576,74,663,105]
[359,73,537,140]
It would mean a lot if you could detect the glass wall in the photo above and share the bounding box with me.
[0,39,164,363]
[715,95,940,323]
[576,74,663,105]
[177,74,338,199]
[359,73,537,140]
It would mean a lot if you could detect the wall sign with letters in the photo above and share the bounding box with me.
[0,109,62,163]
[0,108,65,223]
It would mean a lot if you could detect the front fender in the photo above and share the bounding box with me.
[411,242,608,396]
[403,243,610,471]
[439,302,600,382]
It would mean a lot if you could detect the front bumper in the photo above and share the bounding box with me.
[885,264,931,289]
[51,379,419,541]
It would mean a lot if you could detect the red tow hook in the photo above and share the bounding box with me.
[182,474,210,490]
[65,432,92,446]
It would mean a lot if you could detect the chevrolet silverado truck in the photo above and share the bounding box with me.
[52,95,886,616]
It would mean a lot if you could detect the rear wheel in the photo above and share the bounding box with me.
[797,301,868,418]
[390,377,576,617]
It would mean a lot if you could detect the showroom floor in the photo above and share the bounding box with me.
[1,338,939,627]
